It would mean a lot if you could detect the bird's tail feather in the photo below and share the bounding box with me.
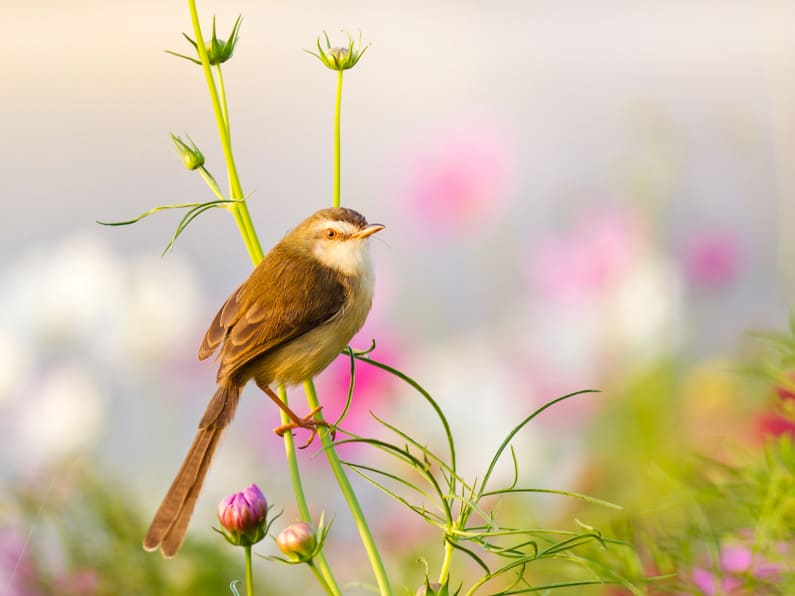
[143,383,241,557]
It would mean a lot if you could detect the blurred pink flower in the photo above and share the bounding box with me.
[56,568,98,596]
[755,413,795,441]
[397,122,516,235]
[0,527,39,596]
[753,374,795,442]
[774,372,795,403]
[527,207,646,305]
[682,230,741,289]
[689,545,782,595]
[314,323,402,432]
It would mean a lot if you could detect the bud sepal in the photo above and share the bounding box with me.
[170,133,205,171]
[167,15,242,66]
[306,31,369,71]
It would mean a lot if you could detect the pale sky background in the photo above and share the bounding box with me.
[4,1,795,295]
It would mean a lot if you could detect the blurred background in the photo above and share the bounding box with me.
[3,1,795,594]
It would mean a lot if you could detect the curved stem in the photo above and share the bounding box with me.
[333,70,343,208]
[244,545,253,596]
[303,379,393,595]
[277,387,342,596]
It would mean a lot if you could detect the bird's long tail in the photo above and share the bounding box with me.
[143,382,241,558]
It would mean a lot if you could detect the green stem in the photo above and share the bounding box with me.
[215,64,231,139]
[437,538,454,586]
[303,379,393,595]
[308,560,336,596]
[277,387,342,596]
[244,545,253,596]
[333,69,343,208]
[186,0,263,265]
[197,166,224,200]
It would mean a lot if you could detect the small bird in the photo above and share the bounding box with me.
[143,207,384,557]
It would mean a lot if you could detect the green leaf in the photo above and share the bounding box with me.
[164,50,202,65]
[368,411,460,488]
[96,201,206,226]
[356,355,457,493]
[501,579,618,594]
[448,539,490,574]
[480,488,622,511]
[181,31,198,50]
[162,200,236,254]
[343,460,440,510]
[478,390,598,503]
[344,462,446,526]
[334,436,453,523]
[332,347,357,427]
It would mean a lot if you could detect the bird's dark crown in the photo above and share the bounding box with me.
[309,207,368,228]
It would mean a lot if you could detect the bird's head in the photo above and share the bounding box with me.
[288,207,384,276]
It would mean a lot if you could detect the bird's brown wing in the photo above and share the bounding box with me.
[198,283,246,360]
[199,245,348,382]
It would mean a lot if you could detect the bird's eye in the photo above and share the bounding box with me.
[326,228,338,239]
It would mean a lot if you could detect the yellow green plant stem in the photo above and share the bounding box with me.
[277,387,342,596]
[244,545,254,596]
[308,561,336,596]
[215,64,231,138]
[438,539,454,586]
[333,69,343,208]
[303,380,393,595]
[187,0,263,265]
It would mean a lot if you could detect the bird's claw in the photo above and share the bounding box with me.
[274,406,334,448]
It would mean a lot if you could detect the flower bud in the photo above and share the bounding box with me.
[307,31,369,71]
[167,15,242,66]
[170,134,205,171]
[205,15,242,66]
[276,521,317,562]
[217,483,268,547]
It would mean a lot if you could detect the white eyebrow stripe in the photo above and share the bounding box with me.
[317,220,360,236]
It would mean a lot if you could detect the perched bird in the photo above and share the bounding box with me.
[144,207,384,557]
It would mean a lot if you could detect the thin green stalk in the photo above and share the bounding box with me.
[277,387,342,596]
[197,166,224,200]
[196,165,257,254]
[244,545,254,596]
[308,561,336,596]
[186,0,263,265]
[333,69,343,208]
[215,64,231,138]
[303,379,393,595]
[438,539,454,586]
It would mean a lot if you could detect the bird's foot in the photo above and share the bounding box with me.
[274,406,333,449]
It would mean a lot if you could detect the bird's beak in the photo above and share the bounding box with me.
[355,223,385,239]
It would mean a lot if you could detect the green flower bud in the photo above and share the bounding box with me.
[167,15,242,66]
[170,133,205,171]
[307,31,369,71]
[205,15,241,65]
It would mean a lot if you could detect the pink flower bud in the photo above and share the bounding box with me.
[276,522,317,561]
[217,483,268,546]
